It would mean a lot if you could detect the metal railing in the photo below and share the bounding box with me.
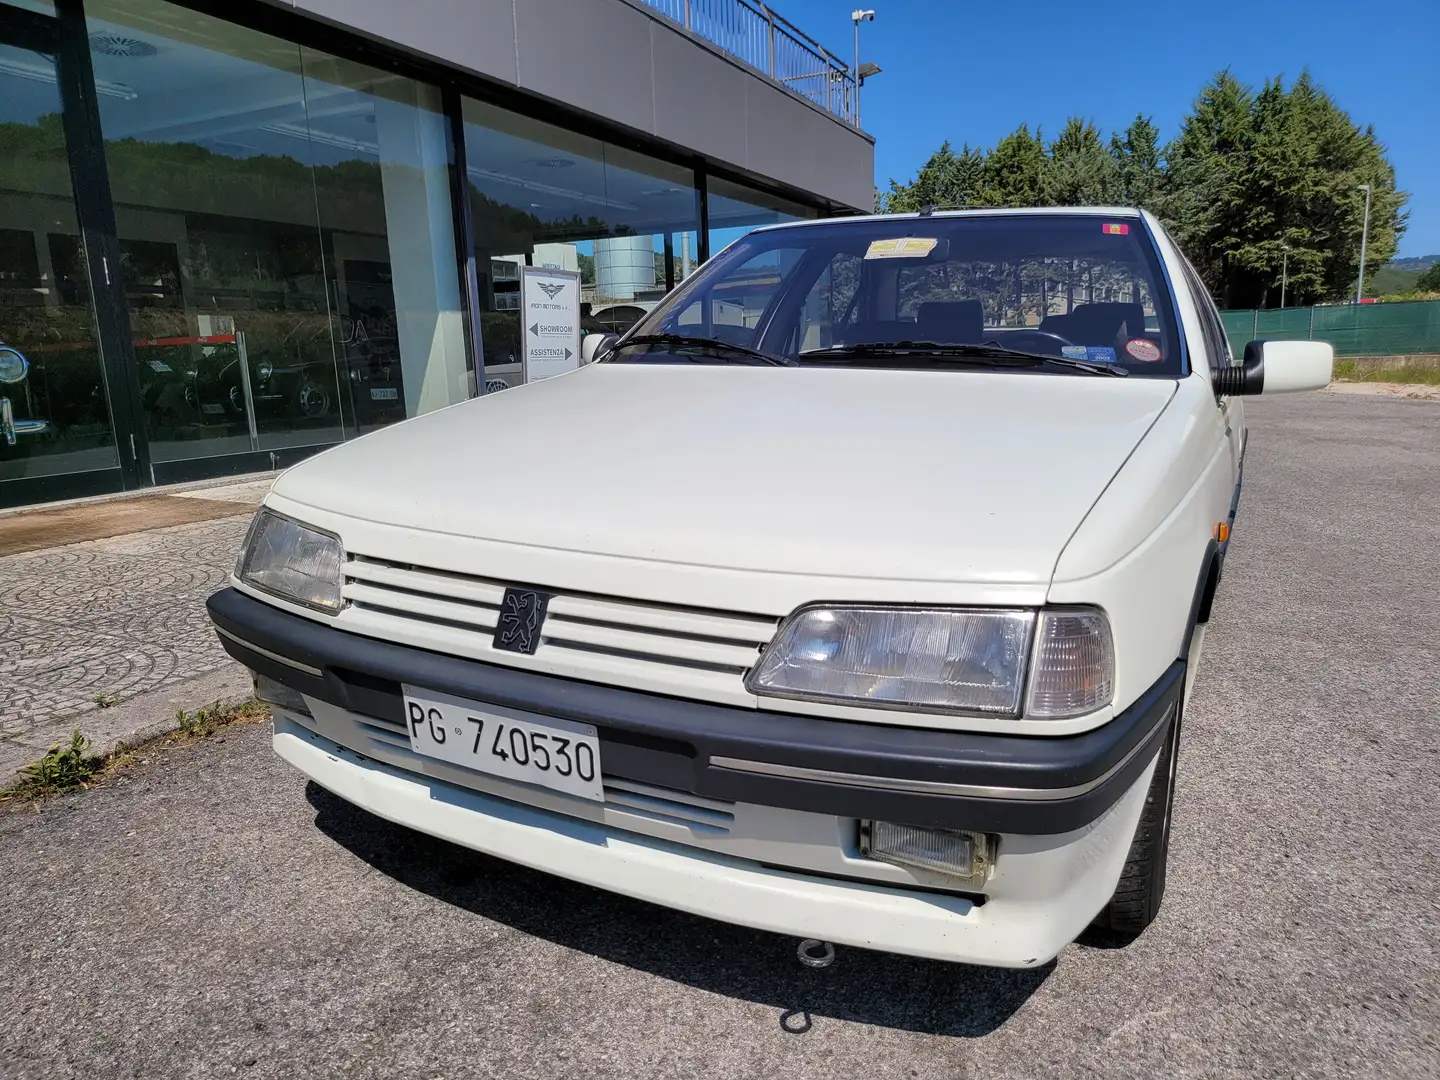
[641,0,857,124]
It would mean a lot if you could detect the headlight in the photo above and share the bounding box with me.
[236,509,344,613]
[747,605,1114,719]
[256,360,274,382]
[0,348,29,385]
[747,606,1035,715]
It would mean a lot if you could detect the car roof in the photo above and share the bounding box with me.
[752,206,1147,235]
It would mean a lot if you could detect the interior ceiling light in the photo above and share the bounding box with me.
[88,33,159,58]
[530,157,576,169]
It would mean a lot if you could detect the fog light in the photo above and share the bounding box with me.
[860,821,994,885]
[253,672,311,717]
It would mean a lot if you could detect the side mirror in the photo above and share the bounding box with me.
[581,332,619,364]
[1214,340,1334,396]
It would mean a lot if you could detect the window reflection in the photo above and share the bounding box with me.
[461,99,700,389]
[86,0,464,470]
[0,43,117,486]
[706,176,819,260]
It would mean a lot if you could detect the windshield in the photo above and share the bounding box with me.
[610,213,1183,376]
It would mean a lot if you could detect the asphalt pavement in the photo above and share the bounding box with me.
[1,392,1437,1080]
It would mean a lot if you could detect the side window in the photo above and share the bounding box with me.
[671,247,806,347]
[792,252,862,352]
[1181,262,1229,372]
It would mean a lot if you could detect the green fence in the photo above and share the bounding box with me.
[1220,301,1440,357]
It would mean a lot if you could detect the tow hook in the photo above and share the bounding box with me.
[797,939,835,969]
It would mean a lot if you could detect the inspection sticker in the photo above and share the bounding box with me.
[1102,223,1130,235]
[1124,338,1163,362]
[1062,345,1119,363]
[865,237,938,259]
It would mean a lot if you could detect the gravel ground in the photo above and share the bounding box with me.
[1,393,1437,1080]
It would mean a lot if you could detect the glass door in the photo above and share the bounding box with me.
[0,3,134,506]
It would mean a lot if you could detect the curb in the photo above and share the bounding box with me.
[1,663,255,789]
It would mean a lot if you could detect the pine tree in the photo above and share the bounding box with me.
[1110,115,1164,211]
[982,125,1047,208]
[1043,117,1120,207]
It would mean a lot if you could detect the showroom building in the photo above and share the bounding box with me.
[0,0,874,508]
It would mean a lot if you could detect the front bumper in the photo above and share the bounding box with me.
[208,588,1183,835]
[276,713,1156,966]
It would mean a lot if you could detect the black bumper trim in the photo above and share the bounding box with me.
[208,588,1183,835]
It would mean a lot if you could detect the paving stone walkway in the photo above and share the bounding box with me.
[0,481,268,778]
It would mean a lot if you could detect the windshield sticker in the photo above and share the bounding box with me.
[864,237,938,260]
[1124,338,1163,362]
[1102,223,1130,235]
[1063,345,1119,363]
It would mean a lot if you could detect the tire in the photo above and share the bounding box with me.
[1095,706,1182,937]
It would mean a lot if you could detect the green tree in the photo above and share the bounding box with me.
[876,69,1410,307]
[1043,117,1120,206]
[880,140,987,212]
[983,125,1047,207]
[1110,114,1164,211]
[1161,70,1255,302]
[1416,264,1440,291]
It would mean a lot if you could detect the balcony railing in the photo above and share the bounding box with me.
[641,0,857,125]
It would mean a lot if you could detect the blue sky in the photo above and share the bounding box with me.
[783,0,1439,258]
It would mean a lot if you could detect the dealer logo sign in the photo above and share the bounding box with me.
[537,282,566,300]
[494,588,551,655]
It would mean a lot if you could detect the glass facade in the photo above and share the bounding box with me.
[0,0,831,507]
[0,39,118,484]
[461,98,701,391]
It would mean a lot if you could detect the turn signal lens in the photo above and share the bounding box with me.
[1025,609,1115,719]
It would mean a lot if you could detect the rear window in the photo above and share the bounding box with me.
[622,213,1183,376]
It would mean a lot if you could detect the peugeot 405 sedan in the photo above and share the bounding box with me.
[208,208,1332,968]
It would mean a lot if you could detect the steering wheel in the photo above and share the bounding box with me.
[992,330,1074,354]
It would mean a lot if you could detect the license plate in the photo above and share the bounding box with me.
[402,685,603,802]
[370,387,398,401]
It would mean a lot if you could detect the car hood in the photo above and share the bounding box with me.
[273,364,1176,586]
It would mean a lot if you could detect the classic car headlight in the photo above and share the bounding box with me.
[255,359,274,382]
[0,348,29,384]
[235,509,344,613]
[747,606,1113,719]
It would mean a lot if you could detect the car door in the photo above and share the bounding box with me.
[1179,261,1244,483]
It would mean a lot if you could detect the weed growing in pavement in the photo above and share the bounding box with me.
[93,691,121,709]
[2,699,269,806]
[175,698,268,739]
[3,730,103,800]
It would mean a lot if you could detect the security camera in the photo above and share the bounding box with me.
[852,9,876,22]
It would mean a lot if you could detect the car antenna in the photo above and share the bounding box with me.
[919,204,938,217]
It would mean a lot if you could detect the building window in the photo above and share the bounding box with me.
[705,175,820,261]
[460,98,701,386]
[84,0,464,468]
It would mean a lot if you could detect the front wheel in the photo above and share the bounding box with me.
[1094,707,1182,936]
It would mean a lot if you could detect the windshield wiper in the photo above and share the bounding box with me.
[611,333,792,367]
[802,340,1127,377]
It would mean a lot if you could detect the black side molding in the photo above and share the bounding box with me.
[209,588,1183,836]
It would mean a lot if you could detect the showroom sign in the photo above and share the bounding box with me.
[521,266,582,383]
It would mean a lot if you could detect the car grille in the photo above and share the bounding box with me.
[335,554,779,707]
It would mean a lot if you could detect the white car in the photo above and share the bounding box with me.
[210,208,1331,969]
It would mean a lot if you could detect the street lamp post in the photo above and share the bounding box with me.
[1356,183,1372,304]
[1280,245,1289,309]
[851,9,874,128]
